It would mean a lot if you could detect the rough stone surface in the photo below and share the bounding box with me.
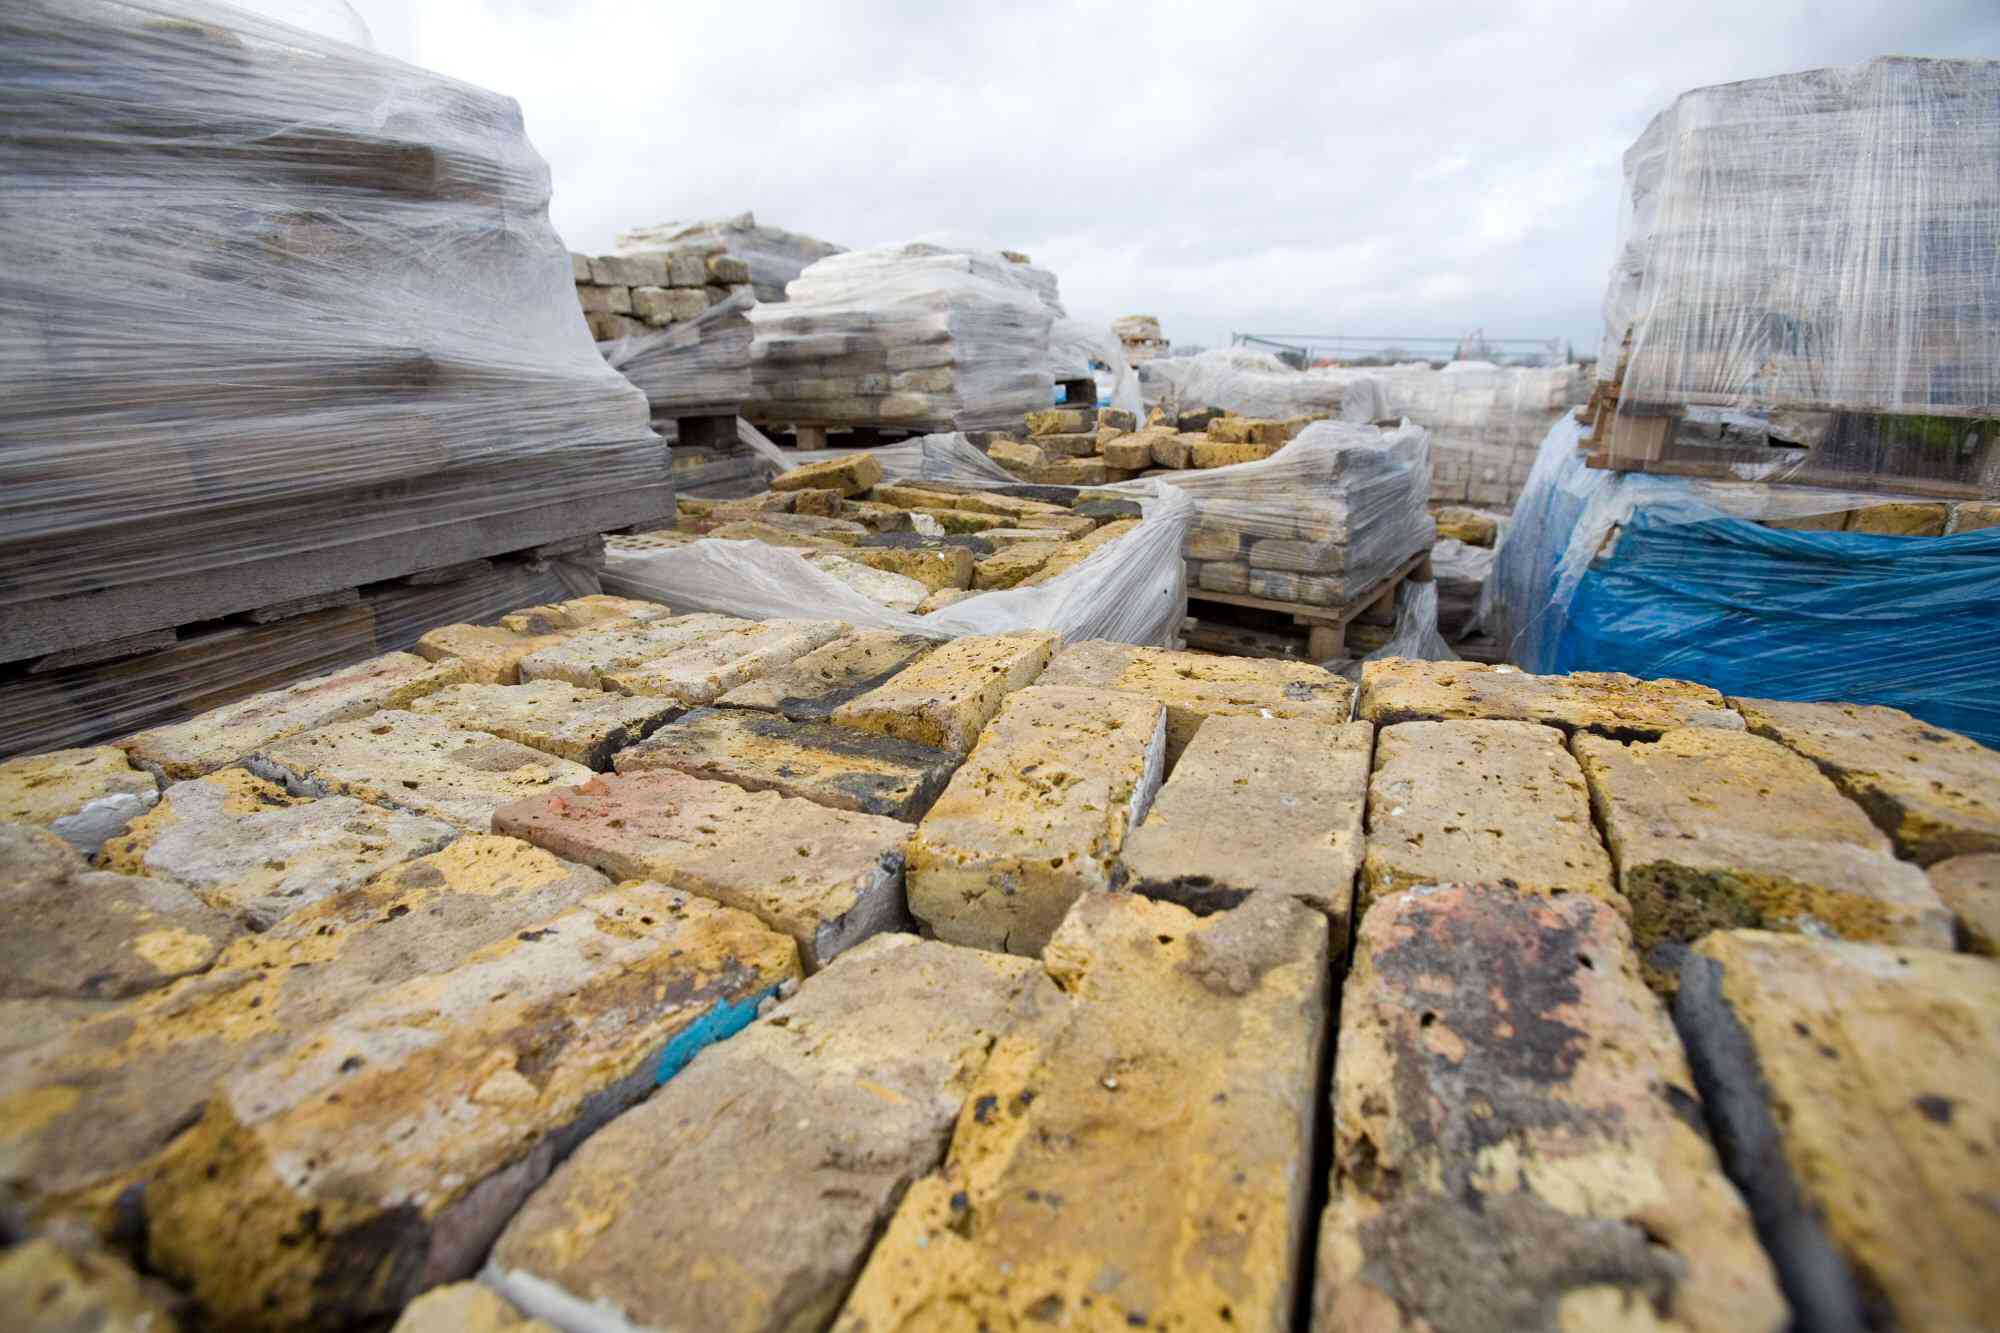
[1122,716,1371,931]
[1039,637,1355,764]
[413,623,569,686]
[832,630,1057,755]
[392,1283,554,1333]
[802,551,930,611]
[769,453,884,497]
[1574,728,1951,993]
[496,595,667,636]
[489,934,1063,1333]
[118,652,468,780]
[603,618,850,703]
[1677,931,2000,1333]
[515,614,751,689]
[906,685,1167,954]
[972,541,1065,589]
[841,544,976,592]
[916,587,979,614]
[0,746,158,857]
[1928,852,2000,954]
[493,770,912,970]
[1364,720,1617,911]
[99,769,457,928]
[407,680,683,767]
[836,891,1329,1332]
[1314,885,1784,1333]
[142,884,800,1331]
[0,823,239,1000]
[1732,696,2000,865]
[616,706,959,820]
[715,630,937,720]
[1359,660,1742,739]
[0,1235,189,1332]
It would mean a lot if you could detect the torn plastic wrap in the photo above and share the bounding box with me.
[0,0,669,676]
[615,212,845,303]
[1488,415,2000,746]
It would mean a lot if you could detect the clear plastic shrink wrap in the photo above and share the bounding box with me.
[1598,57,2000,487]
[603,289,756,421]
[0,0,669,671]
[615,212,845,303]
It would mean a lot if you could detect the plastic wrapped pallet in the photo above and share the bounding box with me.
[0,0,669,673]
[602,289,755,420]
[615,212,845,303]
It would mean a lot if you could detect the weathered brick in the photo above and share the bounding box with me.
[1192,436,1280,467]
[1364,720,1616,911]
[515,613,751,689]
[1433,505,1500,545]
[1100,432,1154,469]
[406,680,681,768]
[802,552,931,611]
[1678,931,2000,1333]
[99,768,456,928]
[0,1236,189,1332]
[714,630,936,720]
[1121,716,1370,930]
[769,454,884,497]
[840,544,976,592]
[1845,501,1949,535]
[1574,728,1950,992]
[1011,511,1098,537]
[616,706,959,820]
[489,934,1062,1333]
[414,623,568,685]
[1207,416,1289,445]
[1188,519,1251,561]
[1313,885,1783,1333]
[143,884,800,1330]
[1732,696,2000,864]
[1360,660,1742,738]
[602,618,849,703]
[118,652,468,780]
[836,891,1328,1332]
[1025,407,1095,436]
[971,540,1065,589]
[831,630,1056,755]
[391,1283,553,1333]
[248,710,594,832]
[496,594,667,637]
[1928,852,2000,954]
[493,770,911,969]
[906,685,1165,954]
[0,745,158,855]
[1150,430,1197,468]
[916,586,980,615]
[1032,430,1101,458]
[1038,638,1354,763]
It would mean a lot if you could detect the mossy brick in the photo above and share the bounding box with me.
[1574,728,1951,994]
[99,769,456,928]
[492,770,911,970]
[714,630,936,721]
[831,630,1057,756]
[1313,885,1784,1333]
[1035,457,1114,485]
[842,544,976,592]
[869,483,973,511]
[514,613,752,689]
[1927,853,2000,955]
[1359,660,1743,739]
[0,745,157,856]
[1039,637,1354,765]
[1433,506,1500,545]
[835,891,1328,1333]
[1187,521,1248,560]
[708,520,844,550]
[1364,720,1616,913]
[1099,433,1155,469]
[1207,416,1289,445]
[1198,560,1250,593]
[799,553,931,612]
[1952,500,2000,532]
[787,487,848,517]
[905,685,1166,954]
[616,706,959,820]
[1151,431,1198,468]
[142,883,800,1331]
[769,453,884,497]
[972,526,1071,548]
[246,710,594,833]
[415,623,570,685]
[1731,696,2000,865]
[488,934,1062,1333]
[406,680,683,768]
[1250,536,1345,574]
[117,652,469,780]
[599,619,850,705]
[1677,931,2000,1333]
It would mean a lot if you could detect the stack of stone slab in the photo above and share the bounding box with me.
[571,248,755,344]
[1112,313,1168,363]
[614,211,845,303]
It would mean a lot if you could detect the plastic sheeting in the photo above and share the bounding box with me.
[1488,415,2000,746]
[615,212,844,303]
[603,289,755,420]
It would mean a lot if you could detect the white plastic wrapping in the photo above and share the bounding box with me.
[615,212,845,303]
[602,289,755,420]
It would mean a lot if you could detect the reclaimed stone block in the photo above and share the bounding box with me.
[1247,569,1342,604]
[1360,660,1743,739]
[832,630,1056,755]
[1197,560,1250,594]
[489,934,1062,1333]
[414,623,568,685]
[1033,431,1100,458]
[142,884,801,1330]
[1100,433,1154,469]
[1192,436,1280,467]
[1314,885,1784,1333]
[971,540,1064,589]
[1678,931,2000,1333]
[800,552,930,611]
[1364,720,1616,911]
[1250,536,1344,574]
[837,891,1328,1332]
[906,685,1165,954]
[714,630,936,721]
[99,768,456,928]
[1011,512,1097,537]
[575,283,632,315]
[118,652,468,780]
[1731,696,2000,864]
[616,706,959,820]
[770,454,884,498]
[842,544,976,592]
[494,769,911,969]
[0,745,158,855]
[1151,430,1197,468]
[1025,407,1095,436]
[1845,501,1949,535]
[603,619,849,704]
[986,439,1047,476]
[515,614,750,689]
[406,680,682,768]
[588,254,667,287]
[248,711,594,833]
[631,285,707,325]
[1928,853,2000,954]
[1433,505,1500,545]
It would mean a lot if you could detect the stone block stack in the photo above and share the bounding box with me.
[571,248,755,344]
[1112,313,1168,363]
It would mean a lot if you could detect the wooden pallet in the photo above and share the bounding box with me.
[1183,548,1432,660]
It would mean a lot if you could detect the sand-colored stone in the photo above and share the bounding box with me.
[1100,432,1155,469]
[496,594,667,636]
[1192,436,1280,467]
[715,629,937,720]
[916,587,980,614]
[1207,416,1290,445]
[1360,660,1743,738]
[602,618,849,703]
[414,623,568,685]
[99,768,456,928]
[769,453,885,497]
[906,685,1166,954]
[1845,501,1949,536]
[489,934,1062,1333]
[1313,885,1784,1333]
[1033,431,1101,458]
[972,540,1065,589]
[985,438,1048,475]
[143,884,800,1331]
[391,1283,555,1333]
[0,1236,187,1332]
[1952,500,2000,532]
[1039,638,1355,764]
[1678,931,2000,1333]
[1574,728,1951,993]
[1026,407,1094,436]
[118,651,468,780]
[1928,852,2000,954]
[802,551,930,611]
[836,891,1329,1333]
[493,769,912,969]
[1731,696,2000,864]
[247,710,593,833]
[1364,720,1616,911]
[841,544,976,592]
[832,630,1056,755]
[0,745,158,856]
[407,679,682,768]
[515,614,751,689]
[1432,505,1500,545]
[1011,512,1097,537]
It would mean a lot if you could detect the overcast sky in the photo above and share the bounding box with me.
[341,0,1996,358]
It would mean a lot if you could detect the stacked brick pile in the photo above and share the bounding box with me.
[2,614,1996,1330]
[1112,313,1168,363]
[571,248,755,343]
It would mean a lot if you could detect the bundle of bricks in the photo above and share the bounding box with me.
[3,609,1997,1331]
[985,402,1317,485]
[571,248,755,344]
[1112,312,1168,363]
